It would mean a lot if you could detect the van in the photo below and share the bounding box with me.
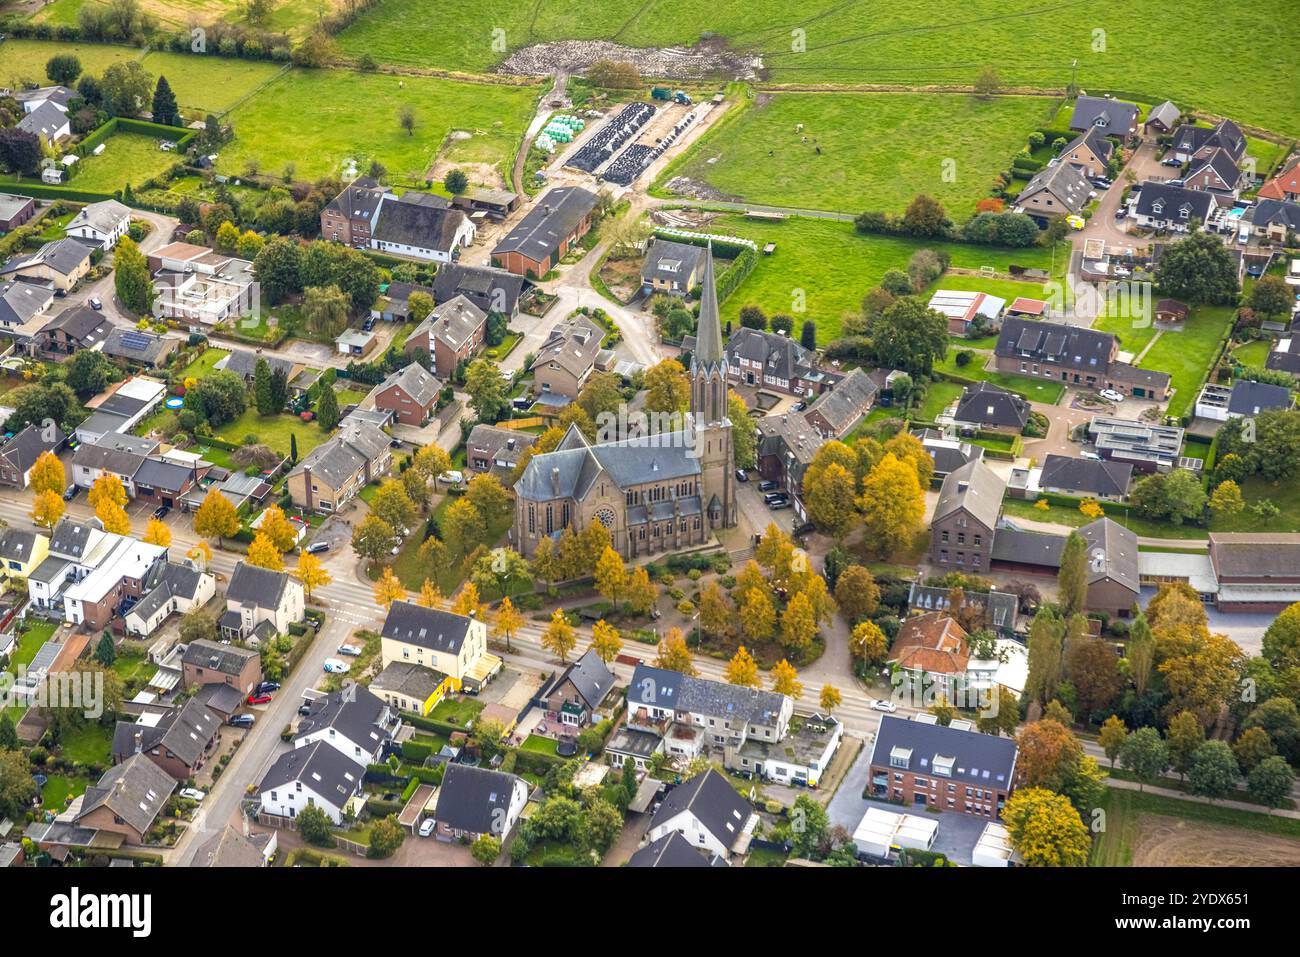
[1080,450,1102,461]
[1237,226,1250,246]
[305,541,330,554]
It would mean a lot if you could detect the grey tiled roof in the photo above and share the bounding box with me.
[954,382,1029,429]
[296,683,390,752]
[627,830,718,867]
[869,715,1017,788]
[1079,517,1140,593]
[381,601,473,655]
[1134,182,1215,224]
[932,459,1005,530]
[78,754,176,834]
[1020,160,1093,214]
[0,279,53,327]
[553,649,615,710]
[1069,96,1137,133]
[378,362,441,408]
[492,186,597,260]
[629,664,785,725]
[803,367,877,435]
[431,263,524,316]
[258,740,364,804]
[995,317,1114,372]
[650,768,751,849]
[226,563,291,610]
[437,764,524,835]
[183,638,259,676]
[1227,380,1292,416]
[1038,454,1132,498]
[0,423,64,474]
[641,238,704,284]
[0,528,38,564]
[1,237,88,278]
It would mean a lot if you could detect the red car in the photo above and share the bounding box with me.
[247,692,273,705]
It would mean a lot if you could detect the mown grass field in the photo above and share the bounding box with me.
[217,68,539,181]
[34,0,344,36]
[705,213,1064,343]
[1136,305,1234,418]
[666,91,1056,216]
[70,130,181,191]
[334,0,1300,136]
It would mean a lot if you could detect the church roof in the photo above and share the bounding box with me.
[692,245,724,368]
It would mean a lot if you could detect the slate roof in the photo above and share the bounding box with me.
[373,200,469,252]
[467,424,537,472]
[1063,126,1114,164]
[78,753,176,834]
[219,348,296,381]
[133,457,195,493]
[101,326,171,364]
[1134,181,1215,224]
[991,527,1066,566]
[437,764,524,835]
[932,459,1005,530]
[49,518,96,559]
[324,177,387,219]
[629,664,786,725]
[296,683,390,752]
[995,317,1115,373]
[193,825,274,867]
[553,649,616,710]
[907,583,1019,634]
[953,382,1029,429]
[725,327,817,383]
[1019,160,1093,214]
[39,303,110,345]
[804,368,877,435]
[287,420,388,489]
[381,601,475,655]
[258,740,363,806]
[0,528,39,564]
[1079,517,1140,593]
[1171,119,1246,161]
[112,698,220,769]
[1252,199,1300,232]
[431,263,524,316]
[378,362,441,408]
[0,423,64,475]
[1,238,88,279]
[534,315,604,380]
[627,829,720,868]
[650,769,752,849]
[641,238,705,285]
[1145,100,1180,130]
[67,199,130,237]
[1038,453,1132,498]
[17,100,68,140]
[182,638,259,676]
[226,563,292,610]
[1227,380,1292,416]
[1069,96,1138,134]
[0,280,53,328]
[870,715,1017,789]
[514,424,702,502]
[493,186,598,262]
[1188,148,1241,189]
[422,294,487,351]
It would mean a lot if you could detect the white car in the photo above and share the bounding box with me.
[1080,450,1102,461]
[438,470,464,485]
[179,788,205,801]
[323,658,351,674]
[418,818,436,838]
[337,644,362,657]
[869,699,898,713]
[1099,388,1125,403]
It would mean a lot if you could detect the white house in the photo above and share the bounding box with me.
[220,564,304,643]
[293,684,399,766]
[66,200,132,250]
[369,195,476,264]
[257,740,364,825]
[123,561,216,638]
[74,376,168,447]
[644,768,758,861]
[62,538,168,629]
[434,764,529,842]
[736,712,843,788]
[853,806,938,859]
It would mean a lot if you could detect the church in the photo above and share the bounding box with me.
[512,246,737,559]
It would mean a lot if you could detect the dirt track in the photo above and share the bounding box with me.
[1133,814,1300,867]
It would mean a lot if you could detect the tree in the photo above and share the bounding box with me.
[1248,274,1293,321]
[351,514,397,562]
[1186,740,1240,802]
[1243,697,1300,766]
[590,619,622,664]
[465,357,509,423]
[88,474,128,512]
[883,431,934,489]
[293,552,332,598]
[1057,531,1088,618]
[787,794,830,859]
[726,645,761,688]
[739,587,776,643]
[370,480,416,534]
[803,460,858,538]
[728,390,757,470]
[976,686,1022,737]
[771,659,803,698]
[96,498,130,535]
[254,237,304,305]
[418,579,443,609]
[315,385,340,430]
[1232,726,1276,775]
[800,320,817,350]
[29,450,65,498]
[1002,788,1090,867]
[465,474,511,529]
[31,489,65,531]
[858,453,925,558]
[303,284,350,339]
[143,517,171,547]
[493,596,524,654]
[654,628,696,674]
[0,749,39,821]
[780,591,817,652]
[407,291,434,324]
[698,581,731,637]
[113,236,153,314]
[368,815,405,859]
[625,565,657,615]
[150,74,179,126]
[1098,715,1128,769]
[541,608,576,662]
[442,498,486,559]
[450,582,483,618]
[444,168,468,193]
[1016,719,1105,815]
[1246,756,1295,812]
[643,358,690,419]
[1154,230,1240,305]
[900,194,950,238]
[1127,612,1155,696]
[373,567,406,608]
[94,631,116,667]
[47,53,82,85]
[0,713,17,750]
[973,66,1002,97]
[1118,726,1169,791]
[252,505,295,553]
[1064,636,1123,719]
[1208,479,1245,519]
[869,296,948,377]
[246,533,284,571]
[848,620,889,667]
[1025,609,1065,706]
[1158,630,1244,726]
[470,834,501,865]
[738,304,767,330]
[820,684,842,714]
[100,60,152,116]
[1165,710,1205,783]
[65,351,113,397]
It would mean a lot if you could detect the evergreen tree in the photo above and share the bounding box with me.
[1057,531,1089,618]
[254,358,274,415]
[269,366,289,411]
[290,433,298,464]
[94,632,116,667]
[800,320,816,350]
[316,386,340,429]
[151,75,179,126]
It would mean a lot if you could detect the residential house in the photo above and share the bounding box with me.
[36,303,111,357]
[1144,100,1181,134]
[1185,148,1243,198]
[152,246,256,326]
[906,583,1019,638]
[990,517,1140,617]
[1131,181,1215,232]
[285,420,393,513]
[543,649,616,730]
[434,764,529,841]
[927,289,1006,337]
[914,428,984,482]
[1170,119,1246,165]
[431,263,525,320]
[491,186,599,277]
[640,238,705,296]
[193,825,277,867]
[372,362,441,426]
[734,711,843,788]
[1068,96,1138,138]
[0,193,35,232]
[320,177,389,247]
[994,317,1171,399]
[888,613,971,700]
[1249,199,1300,245]
[220,563,304,643]
[130,456,207,509]
[802,368,877,438]
[403,294,488,380]
[373,281,436,322]
[14,85,74,113]
[0,527,48,583]
[1059,127,1114,178]
[1087,416,1185,472]
[369,660,456,717]
[25,518,100,614]
[182,638,262,696]
[17,100,70,144]
[371,199,475,263]
[294,683,399,765]
[1037,452,1132,499]
[951,381,1029,433]
[71,443,147,497]
[531,314,604,402]
[644,768,758,861]
[215,348,302,388]
[65,200,131,250]
[379,601,499,692]
[466,424,537,478]
[754,410,824,494]
[928,459,1005,572]
[1195,381,1292,422]
[1267,332,1300,377]
[111,698,221,780]
[723,327,829,397]
[0,279,54,338]
[1016,160,1093,220]
[100,327,176,369]
[0,423,65,489]
[0,238,90,292]
[867,715,1017,819]
[124,561,216,638]
[62,537,167,631]
[1258,156,1300,204]
[258,740,364,825]
[626,830,725,868]
[74,376,168,446]
[73,754,177,843]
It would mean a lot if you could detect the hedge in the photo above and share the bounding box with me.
[715,247,757,304]
[650,228,755,259]
[76,117,197,159]
[0,181,116,203]
[402,711,467,738]
[401,739,434,763]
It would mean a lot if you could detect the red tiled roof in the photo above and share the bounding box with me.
[887,613,971,676]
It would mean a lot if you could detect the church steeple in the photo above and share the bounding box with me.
[693,243,724,369]
[689,244,727,426]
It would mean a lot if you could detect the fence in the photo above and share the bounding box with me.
[494,416,544,431]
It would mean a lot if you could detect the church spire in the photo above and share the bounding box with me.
[694,243,724,367]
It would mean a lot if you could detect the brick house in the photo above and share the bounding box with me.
[320,177,387,248]
[1059,127,1114,178]
[491,186,598,277]
[403,294,487,380]
[372,362,441,426]
[182,638,262,697]
[111,698,221,780]
[994,318,1171,399]
[0,193,35,231]
[929,459,1005,573]
[74,754,177,844]
[285,420,393,513]
[543,649,616,730]
[531,315,603,401]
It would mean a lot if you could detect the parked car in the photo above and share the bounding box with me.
[323,658,350,674]
[337,644,362,657]
[247,692,273,705]
[152,505,170,521]
[389,438,403,448]
[1162,156,1182,167]
[1090,177,1112,189]
[734,468,749,482]
[89,297,102,310]
[229,714,255,728]
[305,541,330,554]
[438,470,464,485]
[1080,450,1102,461]
[869,699,898,713]
[179,788,205,801]
[757,480,779,493]
[764,492,789,505]
[1166,178,1184,187]
[256,681,281,694]
[419,818,436,838]
[1099,389,1125,403]
[791,401,806,412]
[297,703,312,717]
[768,499,792,510]
[363,318,376,332]
[62,483,79,501]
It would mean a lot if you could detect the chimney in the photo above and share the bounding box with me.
[957,481,970,494]
[551,466,561,495]
[134,730,143,754]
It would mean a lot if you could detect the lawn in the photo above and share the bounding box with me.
[0,38,141,87]
[1137,306,1234,418]
[1001,497,1211,540]
[71,131,184,193]
[1230,338,1272,368]
[704,213,1064,343]
[335,0,1300,136]
[59,721,113,765]
[665,90,1056,217]
[1090,296,1160,356]
[34,0,344,39]
[915,380,963,422]
[41,774,90,813]
[520,734,560,756]
[932,350,1067,404]
[9,619,57,669]
[111,650,156,694]
[430,696,484,729]
[180,347,230,380]
[214,409,332,458]
[218,68,539,182]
